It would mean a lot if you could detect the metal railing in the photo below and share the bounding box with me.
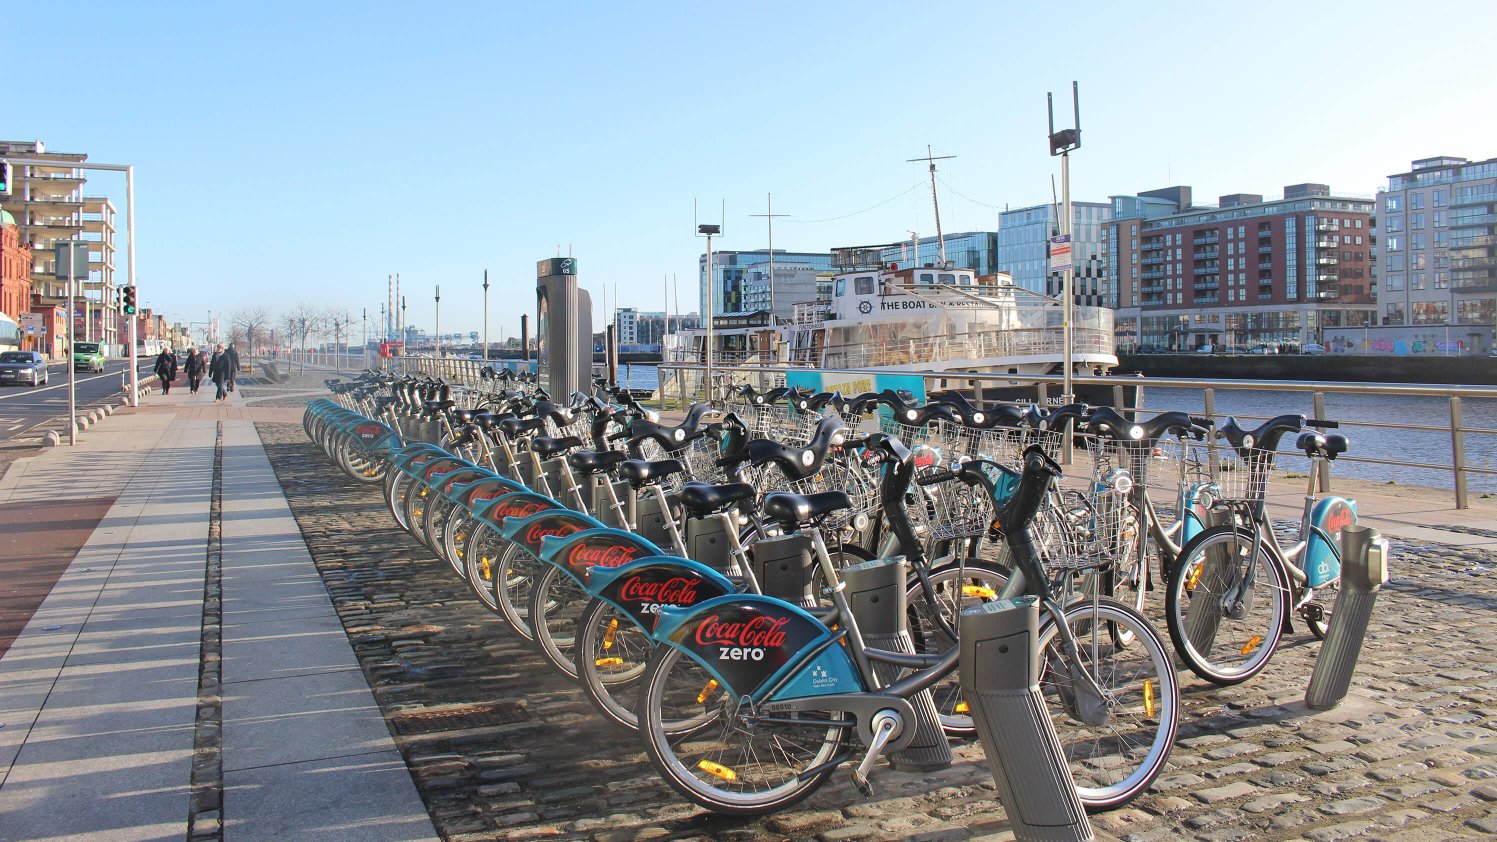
[656,361,1497,510]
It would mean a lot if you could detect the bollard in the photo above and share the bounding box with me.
[749,534,817,608]
[843,557,951,772]
[1306,525,1389,711]
[959,597,1093,842]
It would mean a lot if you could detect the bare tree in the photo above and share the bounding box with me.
[230,306,273,358]
[320,307,353,372]
[282,303,322,374]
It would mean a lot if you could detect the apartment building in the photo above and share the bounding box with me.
[1376,155,1497,328]
[0,140,120,349]
[1108,185,1375,351]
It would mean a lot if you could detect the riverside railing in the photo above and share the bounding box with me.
[656,362,1497,510]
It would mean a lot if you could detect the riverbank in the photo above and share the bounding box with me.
[1119,353,1497,385]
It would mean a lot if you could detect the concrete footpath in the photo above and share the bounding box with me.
[0,383,437,841]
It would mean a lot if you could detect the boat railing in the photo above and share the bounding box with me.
[652,360,1497,510]
[820,326,1115,368]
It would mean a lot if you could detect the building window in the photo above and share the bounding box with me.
[1409,192,1425,210]
[1435,271,1449,289]
[1355,219,1363,228]
[1411,302,1447,324]
[1411,272,1425,290]
[1385,236,1401,252]
[1385,274,1405,291]
[1433,190,1446,207]
[1385,303,1405,324]
[1385,215,1404,233]
[1385,196,1402,213]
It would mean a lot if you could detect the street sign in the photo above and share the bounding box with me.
[1048,235,1073,273]
[53,241,90,281]
[19,312,42,329]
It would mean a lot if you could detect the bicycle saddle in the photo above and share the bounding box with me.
[679,481,757,516]
[618,458,684,488]
[499,416,548,438]
[452,408,479,425]
[762,490,853,529]
[472,412,507,430]
[1296,431,1349,460]
[1217,414,1304,453]
[531,436,584,459]
[567,450,628,476]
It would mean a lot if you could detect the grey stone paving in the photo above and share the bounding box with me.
[259,420,1497,842]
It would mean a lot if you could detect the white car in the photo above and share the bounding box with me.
[1301,342,1327,355]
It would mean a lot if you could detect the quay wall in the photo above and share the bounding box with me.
[1119,353,1497,385]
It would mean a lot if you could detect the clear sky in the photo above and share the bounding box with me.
[7,0,1495,342]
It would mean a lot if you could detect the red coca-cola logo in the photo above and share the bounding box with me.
[523,522,579,545]
[494,500,547,519]
[694,614,791,649]
[567,543,644,569]
[355,423,385,441]
[619,575,702,605]
[473,488,507,502]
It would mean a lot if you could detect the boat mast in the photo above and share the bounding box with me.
[908,146,955,268]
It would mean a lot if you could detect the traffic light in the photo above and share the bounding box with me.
[0,160,10,196]
[122,285,137,315]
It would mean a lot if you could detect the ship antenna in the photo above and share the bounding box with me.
[907,146,955,269]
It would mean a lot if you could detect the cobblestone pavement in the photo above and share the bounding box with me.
[258,420,1497,842]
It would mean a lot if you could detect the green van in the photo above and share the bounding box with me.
[73,341,106,372]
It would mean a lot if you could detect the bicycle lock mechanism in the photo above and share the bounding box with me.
[1306,524,1390,711]
[960,596,1093,842]
[843,556,952,772]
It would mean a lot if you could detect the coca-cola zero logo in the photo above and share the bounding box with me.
[694,614,791,649]
[523,522,580,545]
[618,575,702,606]
[566,542,645,570]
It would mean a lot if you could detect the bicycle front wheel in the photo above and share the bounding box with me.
[905,561,1010,737]
[1164,524,1289,686]
[1040,598,1178,811]
[527,565,587,679]
[637,646,847,817]
[575,598,654,730]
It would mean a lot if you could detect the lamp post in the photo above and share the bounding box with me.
[697,223,721,402]
[1047,82,1082,407]
[482,269,490,361]
[434,285,441,359]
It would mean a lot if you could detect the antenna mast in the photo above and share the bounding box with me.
[908,145,955,268]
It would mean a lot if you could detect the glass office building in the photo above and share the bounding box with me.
[997,202,1112,299]
[699,249,836,319]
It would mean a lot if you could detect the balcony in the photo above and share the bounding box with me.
[1452,234,1495,249]
[1315,237,1339,249]
[1258,261,1274,270]
[1193,284,1220,294]
[1452,256,1497,271]
[1194,248,1220,260]
[1315,220,1339,233]
[1140,254,1165,266]
[1141,240,1165,252]
[1315,255,1339,265]
[1141,269,1165,281]
[1315,289,1341,300]
[1140,282,1165,294]
[1451,191,1497,208]
[1451,213,1497,228]
[1259,245,1273,254]
[1192,234,1219,245]
[1257,229,1272,238]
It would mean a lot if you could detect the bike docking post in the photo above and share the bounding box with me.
[843,557,951,772]
[749,533,817,608]
[959,597,1093,842]
[1306,525,1390,711]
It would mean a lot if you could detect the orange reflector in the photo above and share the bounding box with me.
[480,557,492,580]
[1241,635,1263,656]
[961,585,997,599]
[594,657,624,667]
[1144,680,1155,718]
[955,701,969,714]
[697,760,737,781]
[602,619,619,650]
[1185,565,1203,591]
[697,679,719,704]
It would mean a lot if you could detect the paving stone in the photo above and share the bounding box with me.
[1241,791,1310,814]
[1192,782,1257,804]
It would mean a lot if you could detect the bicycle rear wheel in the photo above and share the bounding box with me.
[637,646,847,817]
[575,598,654,730]
[1040,598,1178,811]
[528,565,587,679]
[1164,524,1289,686]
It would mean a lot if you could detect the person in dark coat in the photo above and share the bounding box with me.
[209,343,231,401]
[184,347,206,395]
[225,342,241,392]
[153,348,178,395]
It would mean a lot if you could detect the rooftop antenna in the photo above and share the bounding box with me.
[750,193,789,323]
[907,145,955,268]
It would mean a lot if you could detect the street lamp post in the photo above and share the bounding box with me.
[434,285,441,360]
[482,270,490,362]
[1047,82,1082,408]
[697,223,721,402]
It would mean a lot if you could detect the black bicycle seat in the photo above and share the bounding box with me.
[499,416,548,438]
[568,449,628,476]
[618,458,684,487]
[762,490,852,528]
[531,435,583,459]
[679,481,757,515]
[473,412,505,430]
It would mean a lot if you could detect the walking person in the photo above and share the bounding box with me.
[210,343,231,402]
[184,347,206,395]
[154,347,178,395]
[225,342,241,393]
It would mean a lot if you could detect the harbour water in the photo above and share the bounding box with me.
[615,363,1496,494]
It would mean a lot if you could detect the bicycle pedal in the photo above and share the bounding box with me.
[850,770,875,798]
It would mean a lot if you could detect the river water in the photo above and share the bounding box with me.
[611,364,1496,494]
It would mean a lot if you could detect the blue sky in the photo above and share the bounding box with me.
[7,0,1495,341]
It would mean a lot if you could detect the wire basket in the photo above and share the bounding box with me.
[1048,486,1139,572]
[908,476,995,542]
[1198,443,1274,504]
[678,435,731,485]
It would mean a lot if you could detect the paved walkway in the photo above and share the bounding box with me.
[0,385,436,841]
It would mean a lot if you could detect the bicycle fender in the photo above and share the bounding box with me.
[391,445,450,474]
[435,468,499,502]
[473,490,562,527]
[1307,496,1356,588]
[413,457,476,487]
[586,556,736,631]
[457,476,527,509]
[537,528,663,585]
[500,509,607,559]
[650,594,862,702]
[347,419,400,455]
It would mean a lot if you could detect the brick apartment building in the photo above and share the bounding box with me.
[1108,184,1375,351]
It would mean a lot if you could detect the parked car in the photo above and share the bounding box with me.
[1301,342,1327,355]
[0,350,49,387]
[1196,344,1215,354]
[73,341,105,372]
[1248,345,1275,355]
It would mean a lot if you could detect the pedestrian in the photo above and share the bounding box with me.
[184,347,206,395]
[154,347,178,395]
[210,343,230,401]
[225,342,241,393]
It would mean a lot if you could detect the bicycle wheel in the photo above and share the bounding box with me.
[445,509,477,581]
[575,597,654,730]
[1164,524,1289,686]
[1303,579,1336,640]
[387,472,414,533]
[492,540,541,642]
[1039,598,1178,811]
[637,646,847,816]
[404,483,434,546]
[422,497,464,577]
[905,561,1009,737]
[528,565,587,679]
